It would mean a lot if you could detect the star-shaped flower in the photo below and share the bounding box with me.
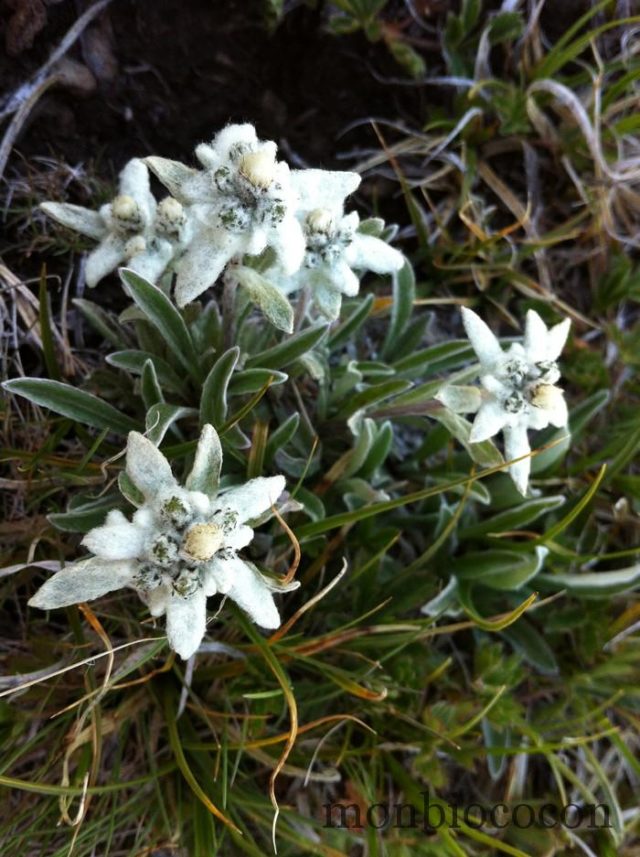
[144,124,301,307]
[437,308,571,494]
[41,159,190,288]
[28,426,296,659]
[270,209,404,320]
[145,123,366,308]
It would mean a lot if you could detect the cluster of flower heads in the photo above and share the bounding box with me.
[42,123,404,320]
[29,426,297,659]
[439,308,571,495]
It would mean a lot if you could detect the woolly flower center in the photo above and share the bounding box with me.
[239,150,277,189]
[304,209,353,268]
[183,523,224,562]
[134,495,237,599]
[111,195,143,233]
[156,197,186,236]
[212,147,286,231]
[529,383,564,412]
[496,355,562,415]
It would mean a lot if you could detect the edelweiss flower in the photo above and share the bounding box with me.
[28,426,296,659]
[145,123,365,308]
[41,159,189,288]
[438,308,571,495]
[144,124,301,307]
[270,209,404,320]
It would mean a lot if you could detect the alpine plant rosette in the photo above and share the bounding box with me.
[28,426,297,659]
[437,307,571,495]
[41,158,191,288]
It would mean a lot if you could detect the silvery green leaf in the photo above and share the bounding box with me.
[40,202,106,240]
[313,282,342,321]
[357,217,386,237]
[145,403,197,445]
[436,384,483,414]
[2,378,137,435]
[234,266,294,333]
[143,156,199,201]
[186,424,223,497]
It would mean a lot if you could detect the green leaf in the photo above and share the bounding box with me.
[245,322,329,370]
[120,268,200,382]
[73,298,129,350]
[381,258,414,359]
[234,266,294,333]
[3,378,137,435]
[455,547,548,591]
[200,346,239,427]
[106,351,185,395]
[328,294,374,350]
[537,565,640,599]
[460,495,566,539]
[48,495,119,533]
[264,413,300,465]
[229,368,288,395]
[334,379,412,419]
[145,404,196,445]
[488,11,524,45]
[501,618,559,675]
[140,360,164,410]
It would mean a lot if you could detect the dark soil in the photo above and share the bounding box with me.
[1,0,440,179]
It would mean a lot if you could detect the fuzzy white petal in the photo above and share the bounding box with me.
[546,393,568,428]
[28,557,136,609]
[118,159,155,224]
[523,310,550,364]
[40,202,107,240]
[345,233,404,274]
[85,234,126,287]
[211,124,259,161]
[504,423,532,495]
[526,406,550,430]
[220,555,280,629]
[82,514,148,560]
[271,215,306,274]
[174,229,243,306]
[127,240,174,284]
[140,584,171,617]
[218,475,286,523]
[291,168,361,211]
[461,307,504,368]
[165,589,208,659]
[185,424,223,497]
[469,400,508,442]
[327,258,360,297]
[126,432,176,499]
[224,525,254,551]
[436,385,482,414]
[546,318,571,361]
